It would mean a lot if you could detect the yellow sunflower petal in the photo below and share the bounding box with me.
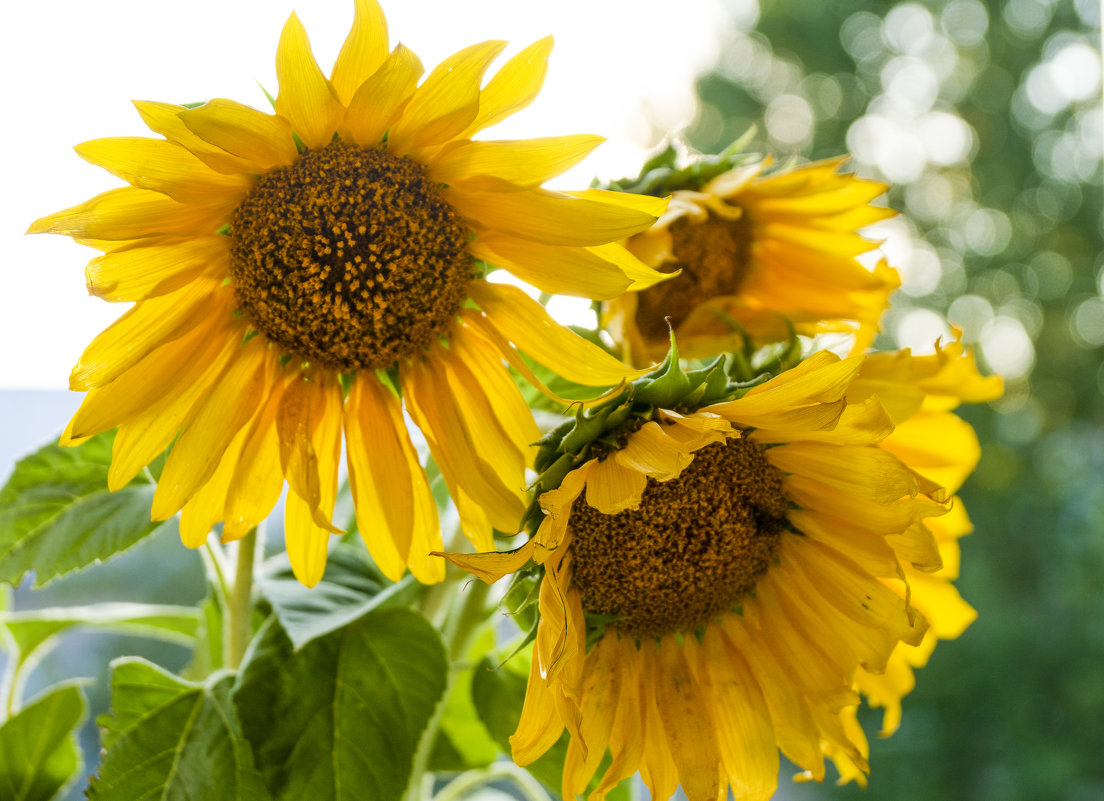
[179,99,298,171]
[470,235,666,300]
[274,12,344,149]
[788,509,901,578]
[511,650,566,766]
[178,416,252,548]
[535,462,592,551]
[151,341,269,520]
[342,44,424,147]
[387,40,507,154]
[74,137,251,206]
[750,395,893,446]
[438,346,530,485]
[881,410,981,494]
[590,636,645,800]
[67,309,232,439]
[276,372,346,534]
[28,187,227,241]
[85,236,229,303]
[429,135,605,190]
[284,489,333,589]
[722,617,827,779]
[401,355,526,537]
[787,536,928,649]
[107,331,239,490]
[448,187,660,246]
[132,100,256,175]
[886,521,944,572]
[855,655,914,737]
[562,638,623,800]
[457,36,553,138]
[282,376,343,588]
[329,0,389,106]
[653,637,723,801]
[612,421,697,480]
[451,319,541,450]
[638,648,681,801]
[584,457,648,514]
[440,540,543,585]
[223,364,291,540]
[345,374,444,584]
[69,276,225,392]
[767,442,927,505]
[700,626,779,801]
[470,281,647,385]
[785,474,947,533]
[567,188,670,218]
[905,569,977,638]
[708,353,863,428]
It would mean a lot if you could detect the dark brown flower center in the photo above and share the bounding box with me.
[230,142,475,370]
[568,436,788,638]
[633,211,753,342]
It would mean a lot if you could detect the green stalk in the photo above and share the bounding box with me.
[226,528,258,670]
[432,763,551,801]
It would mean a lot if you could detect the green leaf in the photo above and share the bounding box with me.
[89,658,271,801]
[234,608,448,801]
[0,683,86,801]
[0,431,175,588]
[0,602,199,659]
[257,542,418,650]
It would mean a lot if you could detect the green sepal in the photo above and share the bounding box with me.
[560,387,634,454]
[599,129,760,197]
[631,329,693,407]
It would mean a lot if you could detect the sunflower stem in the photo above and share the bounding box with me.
[201,540,231,606]
[226,528,259,670]
[432,762,551,801]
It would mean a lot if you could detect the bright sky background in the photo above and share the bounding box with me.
[3,0,729,389]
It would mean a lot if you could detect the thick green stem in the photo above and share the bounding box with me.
[226,529,258,670]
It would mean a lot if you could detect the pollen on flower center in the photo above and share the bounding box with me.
[230,142,475,370]
[633,212,753,342]
[569,436,788,637]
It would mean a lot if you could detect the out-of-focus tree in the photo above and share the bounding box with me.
[682,1,1104,799]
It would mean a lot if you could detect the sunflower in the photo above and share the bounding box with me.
[27,0,671,587]
[445,342,996,801]
[605,155,900,366]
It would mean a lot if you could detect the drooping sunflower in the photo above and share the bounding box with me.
[446,342,995,801]
[28,0,670,587]
[605,154,900,366]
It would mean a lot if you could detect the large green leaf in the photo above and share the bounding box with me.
[0,431,175,588]
[0,602,199,659]
[88,659,271,801]
[257,543,418,650]
[234,608,448,801]
[0,683,86,801]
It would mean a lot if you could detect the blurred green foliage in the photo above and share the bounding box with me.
[684,0,1103,798]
